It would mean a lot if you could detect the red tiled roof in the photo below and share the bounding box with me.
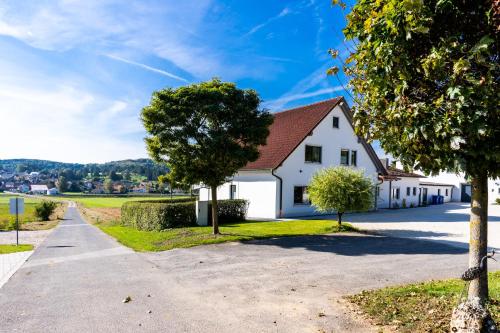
[419,182,454,187]
[242,98,342,170]
[386,166,424,178]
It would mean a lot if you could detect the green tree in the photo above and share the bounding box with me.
[109,170,122,181]
[57,176,68,193]
[308,166,374,226]
[334,1,499,302]
[104,179,114,194]
[142,78,273,234]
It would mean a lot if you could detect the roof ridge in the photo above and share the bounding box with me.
[273,97,342,115]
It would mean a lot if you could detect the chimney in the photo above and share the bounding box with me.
[379,158,390,168]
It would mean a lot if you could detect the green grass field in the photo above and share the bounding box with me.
[98,219,354,252]
[348,271,500,332]
[0,194,41,230]
[0,244,34,254]
[57,195,190,208]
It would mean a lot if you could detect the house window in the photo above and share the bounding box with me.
[332,116,339,128]
[445,189,449,196]
[351,150,357,166]
[413,187,417,196]
[305,145,322,163]
[406,187,411,196]
[294,186,310,205]
[230,184,236,200]
[438,189,441,196]
[340,149,349,165]
[392,187,400,199]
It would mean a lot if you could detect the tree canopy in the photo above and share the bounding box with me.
[334,0,499,305]
[308,166,374,225]
[334,0,499,178]
[141,78,273,233]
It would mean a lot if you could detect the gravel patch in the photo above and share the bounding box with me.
[0,229,53,247]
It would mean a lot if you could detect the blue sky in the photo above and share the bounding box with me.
[0,0,366,163]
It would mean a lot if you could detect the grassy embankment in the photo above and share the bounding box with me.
[348,271,500,332]
[73,195,353,252]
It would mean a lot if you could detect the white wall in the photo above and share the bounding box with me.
[420,172,464,202]
[198,171,278,219]
[379,177,421,209]
[420,172,500,204]
[273,104,379,217]
[489,179,500,204]
[421,185,454,203]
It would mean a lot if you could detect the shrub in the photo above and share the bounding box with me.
[496,198,500,205]
[410,203,415,208]
[308,166,374,226]
[402,198,407,208]
[121,200,196,231]
[133,198,196,204]
[208,199,249,224]
[34,201,58,221]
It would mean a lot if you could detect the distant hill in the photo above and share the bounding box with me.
[0,158,169,181]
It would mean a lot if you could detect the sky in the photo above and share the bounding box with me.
[0,0,375,163]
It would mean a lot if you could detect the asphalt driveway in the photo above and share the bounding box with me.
[1,205,498,332]
[344,202,500,249]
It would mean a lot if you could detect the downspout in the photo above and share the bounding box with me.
[388,180,392,209]
[271,169,283,218]
[375,176,383,210]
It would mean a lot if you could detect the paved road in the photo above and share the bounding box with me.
[1,206,497,333]
[345,203,500,249]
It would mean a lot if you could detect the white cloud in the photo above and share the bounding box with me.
[264,65,339,110]
[105,54,189,82]
[244,6,292,37]
[0,78,147,163]
[264,86,345,110]
[0,0,241,80]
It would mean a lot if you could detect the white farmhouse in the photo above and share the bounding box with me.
[47,187,59,196]
[30,184,48,195]
[379,172,456,209]
[419,172,500,204]
[199,98,387,219]
[377,161,424,209]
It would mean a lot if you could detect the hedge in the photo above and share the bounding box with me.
[208,199,249,224]
[121,200,196,231]
[131,198,196,204]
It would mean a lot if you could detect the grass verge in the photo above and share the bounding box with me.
[0,195,67,231]
[96,219,356,252]
[0,244,34,254]
[347,271,500,332]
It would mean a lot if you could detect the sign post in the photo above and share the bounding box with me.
[9,197,25,246]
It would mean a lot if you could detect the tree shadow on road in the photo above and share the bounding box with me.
[244,233,469,256]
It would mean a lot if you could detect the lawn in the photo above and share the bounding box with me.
[0,194,66,230]
[347,271,500,332]
[0,244,34,254]
[0,194,41,230]
[97,219,355,252]
[57,195,191,208]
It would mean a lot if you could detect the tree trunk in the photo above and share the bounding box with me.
[468,172,489,303]
[338,212,343,227]
[211,186,219,235]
